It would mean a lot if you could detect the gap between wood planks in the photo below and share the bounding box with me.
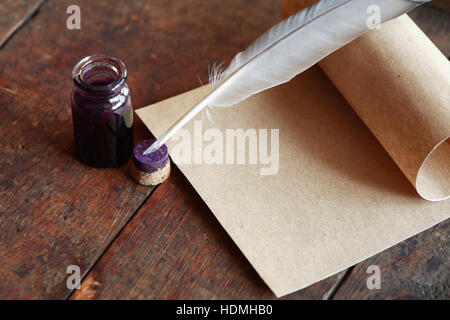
[4,1,445,300]
[65,184,159,300]
[322,266,354,300]
[0,0,48,50]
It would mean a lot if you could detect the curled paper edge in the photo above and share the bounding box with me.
[316,15,450,202]
[416,136,450,201]
[282,2,450,202]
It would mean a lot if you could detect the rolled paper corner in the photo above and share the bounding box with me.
[416,137,450,201]
[130,138,171,186]
[318,15,450,202]
[282,1,450,201]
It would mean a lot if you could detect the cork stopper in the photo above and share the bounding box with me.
[130,139,170,186]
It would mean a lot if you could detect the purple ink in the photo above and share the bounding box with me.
[132,138,169,173]
[71,55,133,167]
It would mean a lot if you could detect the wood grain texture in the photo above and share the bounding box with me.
[332,221,449,300]
[0,0,328,300]
[408,4,450,57]
[63,0,344,299]
[0,0,159,299]
[0,0,448,300]
[70,166,344,299]
[72,2,450,299]
[0,0,46,49]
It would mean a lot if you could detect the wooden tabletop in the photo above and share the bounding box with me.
[0,0,448,300]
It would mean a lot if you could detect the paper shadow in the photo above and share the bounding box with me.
[273,67,417,199]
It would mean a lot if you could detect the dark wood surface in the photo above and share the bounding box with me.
[70,167,345,300]
[333,221,449,300]
[0,0,448,300]
[0,0,153,299]
[408,4,450,57]
[0,0,45,49]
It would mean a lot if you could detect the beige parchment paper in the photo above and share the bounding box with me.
[319,15,450,202]
[136,15,449,296]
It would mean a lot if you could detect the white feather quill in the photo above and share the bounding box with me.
[144,0,428,154]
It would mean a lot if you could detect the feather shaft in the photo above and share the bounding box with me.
[144,0,428,154]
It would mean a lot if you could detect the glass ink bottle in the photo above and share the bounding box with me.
[71,55,133,167]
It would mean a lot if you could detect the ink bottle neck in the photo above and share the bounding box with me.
[72,54,128,99]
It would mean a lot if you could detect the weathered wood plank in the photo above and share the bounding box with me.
[64,0,343,299]
[0,0,46,49]
[409,4,450,56]
[71,1,450,300]
[0,0,157,299]
[71,166,343,299]
[332,221,449,299]
[1,0,447,300]
[0,0,296,299]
